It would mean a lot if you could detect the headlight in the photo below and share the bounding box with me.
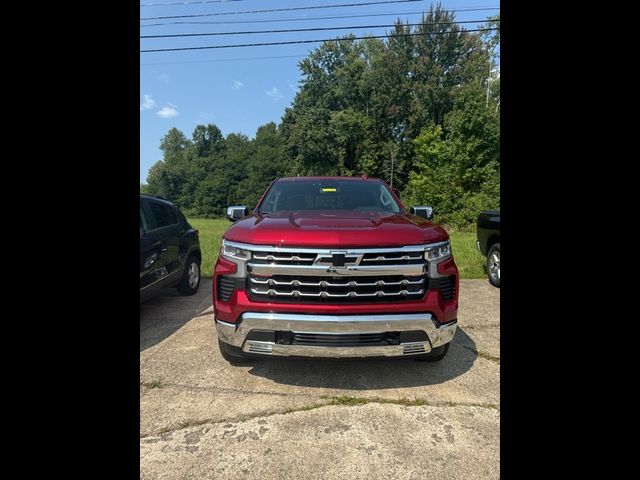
[424,241,451,261]
[221,240,251,261]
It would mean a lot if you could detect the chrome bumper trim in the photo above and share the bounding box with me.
[215,313,457,358]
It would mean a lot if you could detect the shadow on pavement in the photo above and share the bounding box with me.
[246,327,477,390]
[140,279,213,352]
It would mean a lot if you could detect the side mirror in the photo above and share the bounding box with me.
[410,206,434,220]
[227,205,249,222]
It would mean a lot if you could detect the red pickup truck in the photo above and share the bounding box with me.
[213,176,459,363]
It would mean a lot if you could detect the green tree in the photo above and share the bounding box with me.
[192,124,224,158]
[404,82,500,227]
[235,122,288,208]
[160,128,190,164]
[281,3,492,190]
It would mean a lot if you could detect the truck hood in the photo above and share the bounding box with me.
[224,210,448,248]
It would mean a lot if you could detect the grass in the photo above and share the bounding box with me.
[449,231,486,279]
[322,395,498,409]
[177,418,210,429]
[144,379,165,389]
[188,218,486,279]
[188,218,229,278]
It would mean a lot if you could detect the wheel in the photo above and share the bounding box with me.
[218,339,252,364]
[176,255,201,295]
[486,243,500,288]
[412,342,450,362]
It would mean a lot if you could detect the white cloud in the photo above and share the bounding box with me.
[158,73,171,84]
[288,81,297,91]
[157,104,179,118]
[232,80,244,90]
[266,87,283,100]
[140,94,156,111]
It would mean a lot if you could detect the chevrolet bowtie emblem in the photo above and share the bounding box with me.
[331,253,346,267]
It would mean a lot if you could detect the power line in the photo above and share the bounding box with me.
[140,7,499,28]
[142,0,244,6]
[141,19,496,38]
[141,0,423,21]
[141,28,498,52]
[141,54,307,66]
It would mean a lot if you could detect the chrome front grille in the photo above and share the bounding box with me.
[245,245,431,304]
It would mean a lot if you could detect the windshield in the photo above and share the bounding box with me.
[258,179,401,214]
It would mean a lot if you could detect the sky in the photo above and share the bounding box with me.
[140,0,499,184]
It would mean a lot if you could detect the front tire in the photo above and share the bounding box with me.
[486,243,500,288]
[413,343,450,362]
[177,255,201,295]
[218,340,252,364]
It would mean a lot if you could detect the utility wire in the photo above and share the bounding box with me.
[141,54,307,66]
[141,0,423,21]
[140,6,499,28]
[141,19,496,38]
[141,27,498,52]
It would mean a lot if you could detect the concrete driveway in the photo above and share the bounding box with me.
[140,279,500,479]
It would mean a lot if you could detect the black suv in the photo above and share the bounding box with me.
[140,194,202,302]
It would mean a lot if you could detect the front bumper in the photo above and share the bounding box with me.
[215,312,457,358]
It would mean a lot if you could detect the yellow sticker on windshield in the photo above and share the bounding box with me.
[321,188,336,192]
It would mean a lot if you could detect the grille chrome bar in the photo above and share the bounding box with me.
[249,287,424,298]
[252,253,316,262]
[248,263,425,277]
[249,277,424,287]
[361,253,423,262]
